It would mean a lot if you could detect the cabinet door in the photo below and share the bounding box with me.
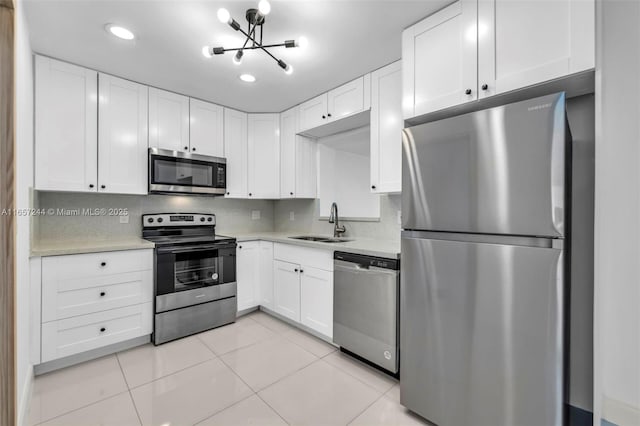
[371,61,402,193]
[259,242,274,310]
[224,108,248,198]
[237,241,260,311]
[189,98,224,157]
[35,56,98,192]
[300,266,333,338]
[298,93,328,132]
[295,136,317,199]
[402,0,478,118]
[273,260,301,322]
[327,75,369,122]
[280,107,297,198]
[149,88,189,152]
[478,0,595,98]
[247,114,280,199]
[98,74,148,195]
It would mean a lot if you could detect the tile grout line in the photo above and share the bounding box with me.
[126,357,215,391]
[115,354,144,426]
[254,389,292,425]
[321,354,397,396]
[31,389,131,426]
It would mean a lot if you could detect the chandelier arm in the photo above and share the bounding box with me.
[219,43,288,52]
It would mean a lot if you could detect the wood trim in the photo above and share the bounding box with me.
[0,3,16,426]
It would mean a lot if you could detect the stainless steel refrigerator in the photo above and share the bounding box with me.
[400,92,577,426]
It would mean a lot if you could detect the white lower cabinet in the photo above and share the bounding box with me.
[259,242,275,309]
[273,260,302,322]
[300,266,333,338]
[42,303,152,363]
[236,241,260,311]
[237,241,274,311]
[272,243,333,338]
[39,249,153,364]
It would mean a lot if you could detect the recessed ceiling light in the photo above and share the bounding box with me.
[105,24,135,40]
[239,74,256,83]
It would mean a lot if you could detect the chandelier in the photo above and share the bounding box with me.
[202,0,306,74]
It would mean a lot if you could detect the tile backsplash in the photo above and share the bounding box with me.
[33,191,401,242]
[33,191,275,241]
[274,194,401,241]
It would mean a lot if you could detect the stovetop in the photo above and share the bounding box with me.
[141,213,235,247]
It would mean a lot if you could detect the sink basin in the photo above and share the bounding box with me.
[289,236,352,243]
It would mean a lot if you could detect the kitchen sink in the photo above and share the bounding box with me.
[289,236,352,243]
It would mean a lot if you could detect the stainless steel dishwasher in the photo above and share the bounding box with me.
[333,251,400,374]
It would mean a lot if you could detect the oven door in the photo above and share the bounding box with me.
[155,243,236,313]
[149,147,226,195]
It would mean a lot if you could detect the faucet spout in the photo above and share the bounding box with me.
[329,202,346,238]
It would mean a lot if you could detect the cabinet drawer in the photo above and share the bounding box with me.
[273,243,333,271]
[41,303,152,363]
[42,270,153,322]
[42,249,153,281]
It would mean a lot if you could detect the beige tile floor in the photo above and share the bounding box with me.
[27,310,429,426]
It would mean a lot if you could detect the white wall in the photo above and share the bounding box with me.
[317,127,380,220]
[15,0,34,424]
[594,1,640,425]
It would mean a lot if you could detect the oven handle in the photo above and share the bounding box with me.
[157,243,236,255]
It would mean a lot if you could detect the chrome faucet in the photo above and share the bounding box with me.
[328,202,346,238]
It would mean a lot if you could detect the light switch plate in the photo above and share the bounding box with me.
[397,210,402,225]
[119,214,129,224]
[290,211,295,221]
[252,210,261,220]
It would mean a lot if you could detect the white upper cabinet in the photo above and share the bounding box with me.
[297,75,372,133]
[98,74,148,195]
[247,113,280,199]
[149,88,190,152]
[35,56,98,192]
[477,0,595,98]
[326,75,370,122]
[224,108,248,198]
[189,98,224,157]
[371,61,402,194]
[298,94,328,132]
[403,0,595,118]
[280,107,317,199]
[402,0,478,118]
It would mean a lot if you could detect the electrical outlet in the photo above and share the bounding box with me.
[251,210,261,220]
[119,214,129,224]
[289,211,295,221]
[397,210,402,225]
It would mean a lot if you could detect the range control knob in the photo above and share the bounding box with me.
[207,217,213,222]
[200,217,206,222]
[157,217,163,223]
[147,218,154,223]
[210,272,219,280]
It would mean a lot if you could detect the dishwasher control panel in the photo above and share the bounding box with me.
[334,252,399,270]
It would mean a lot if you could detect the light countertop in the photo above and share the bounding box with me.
[30,233,400,259]
[226,231,400,259]
[30,237,155,257]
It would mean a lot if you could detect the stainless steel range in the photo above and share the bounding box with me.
[142,213,237,345]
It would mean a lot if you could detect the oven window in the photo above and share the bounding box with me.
[173,250,219,292]
[153,158,213,187]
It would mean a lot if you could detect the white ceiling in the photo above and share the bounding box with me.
[24,0,450,112]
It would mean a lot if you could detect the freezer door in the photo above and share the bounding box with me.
[400,232,564,426]
[402,92,567,237]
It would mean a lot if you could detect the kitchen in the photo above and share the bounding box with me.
[1,1,638,426]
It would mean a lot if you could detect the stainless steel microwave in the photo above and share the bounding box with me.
[148,148,227,195]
